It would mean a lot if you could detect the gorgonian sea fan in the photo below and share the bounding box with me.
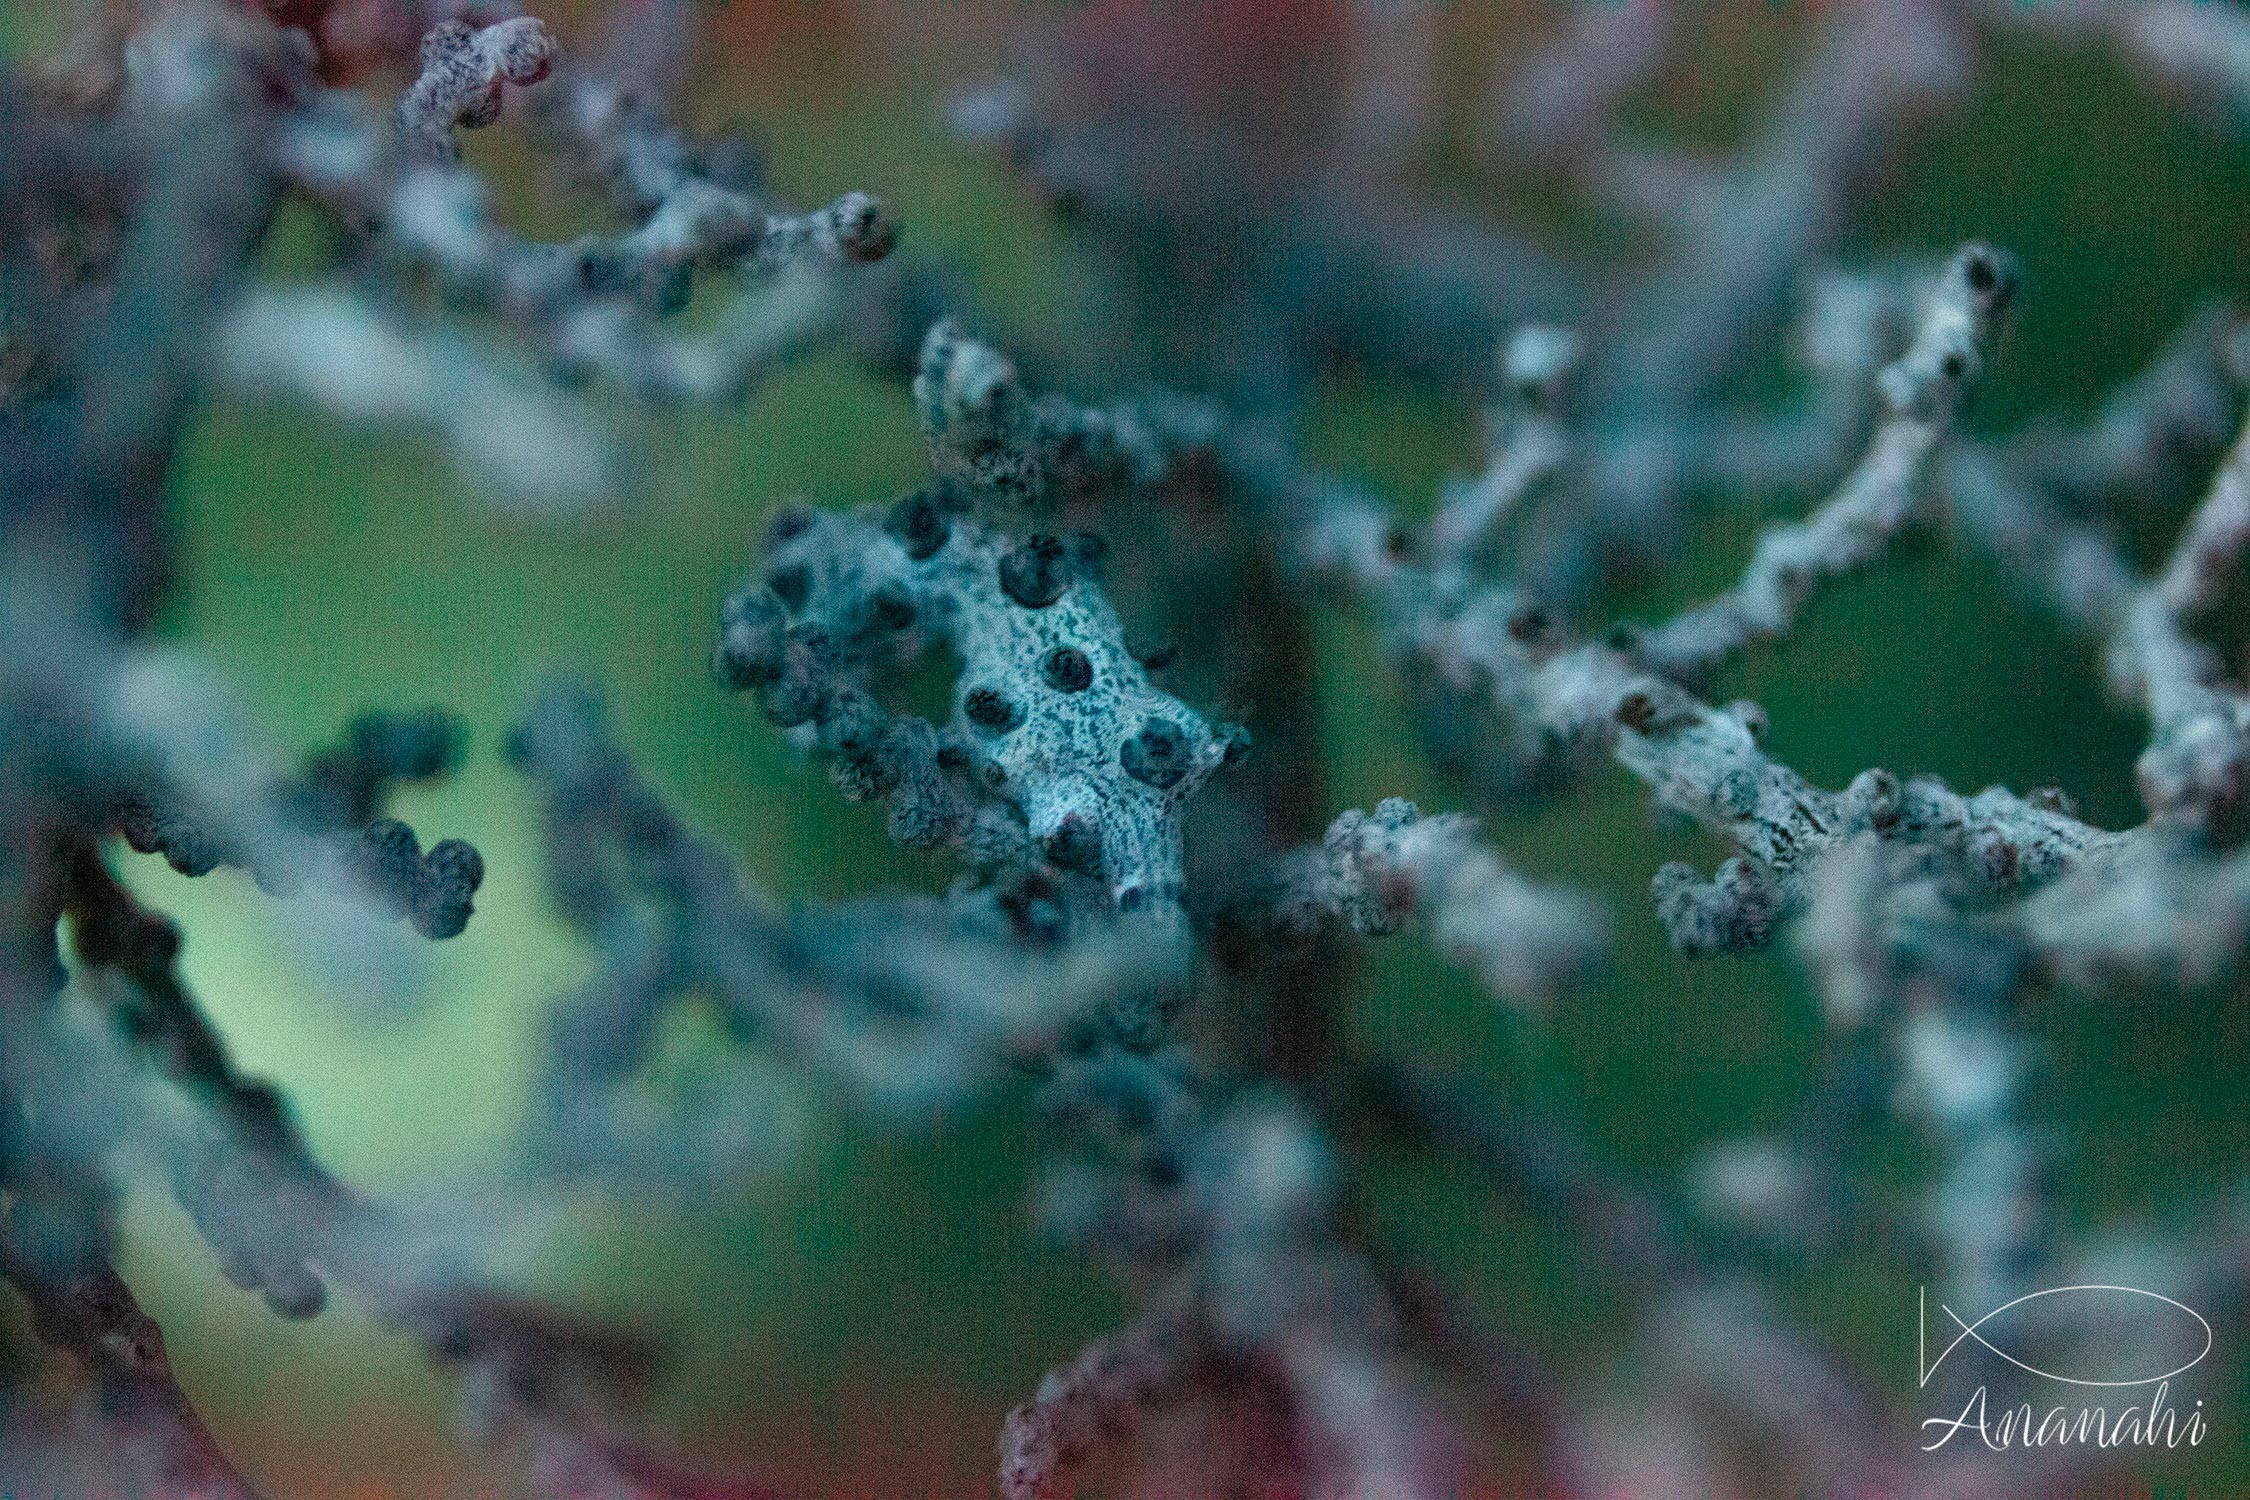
[7,3,2250,1496]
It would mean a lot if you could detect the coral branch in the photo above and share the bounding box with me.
[394,16,554,165]
[511,679,1180,1151]
[2107,411,2250,828]
[1637,243,2016,680]
[1425,325,1578,567]
[275,11,897,404]
[1604,0,1974,406]
[999,1294,1195,1500]
[1265,799,1603,1009]
[216,284,619,512]
[1951,315,2250,833]
[718,324,1240,910]
[109,704,485,940]
[0,1240,264,1500]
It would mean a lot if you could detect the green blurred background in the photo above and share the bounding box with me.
[9,4,2250,1494]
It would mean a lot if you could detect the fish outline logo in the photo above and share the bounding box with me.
[1918,1284,2212,1391]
